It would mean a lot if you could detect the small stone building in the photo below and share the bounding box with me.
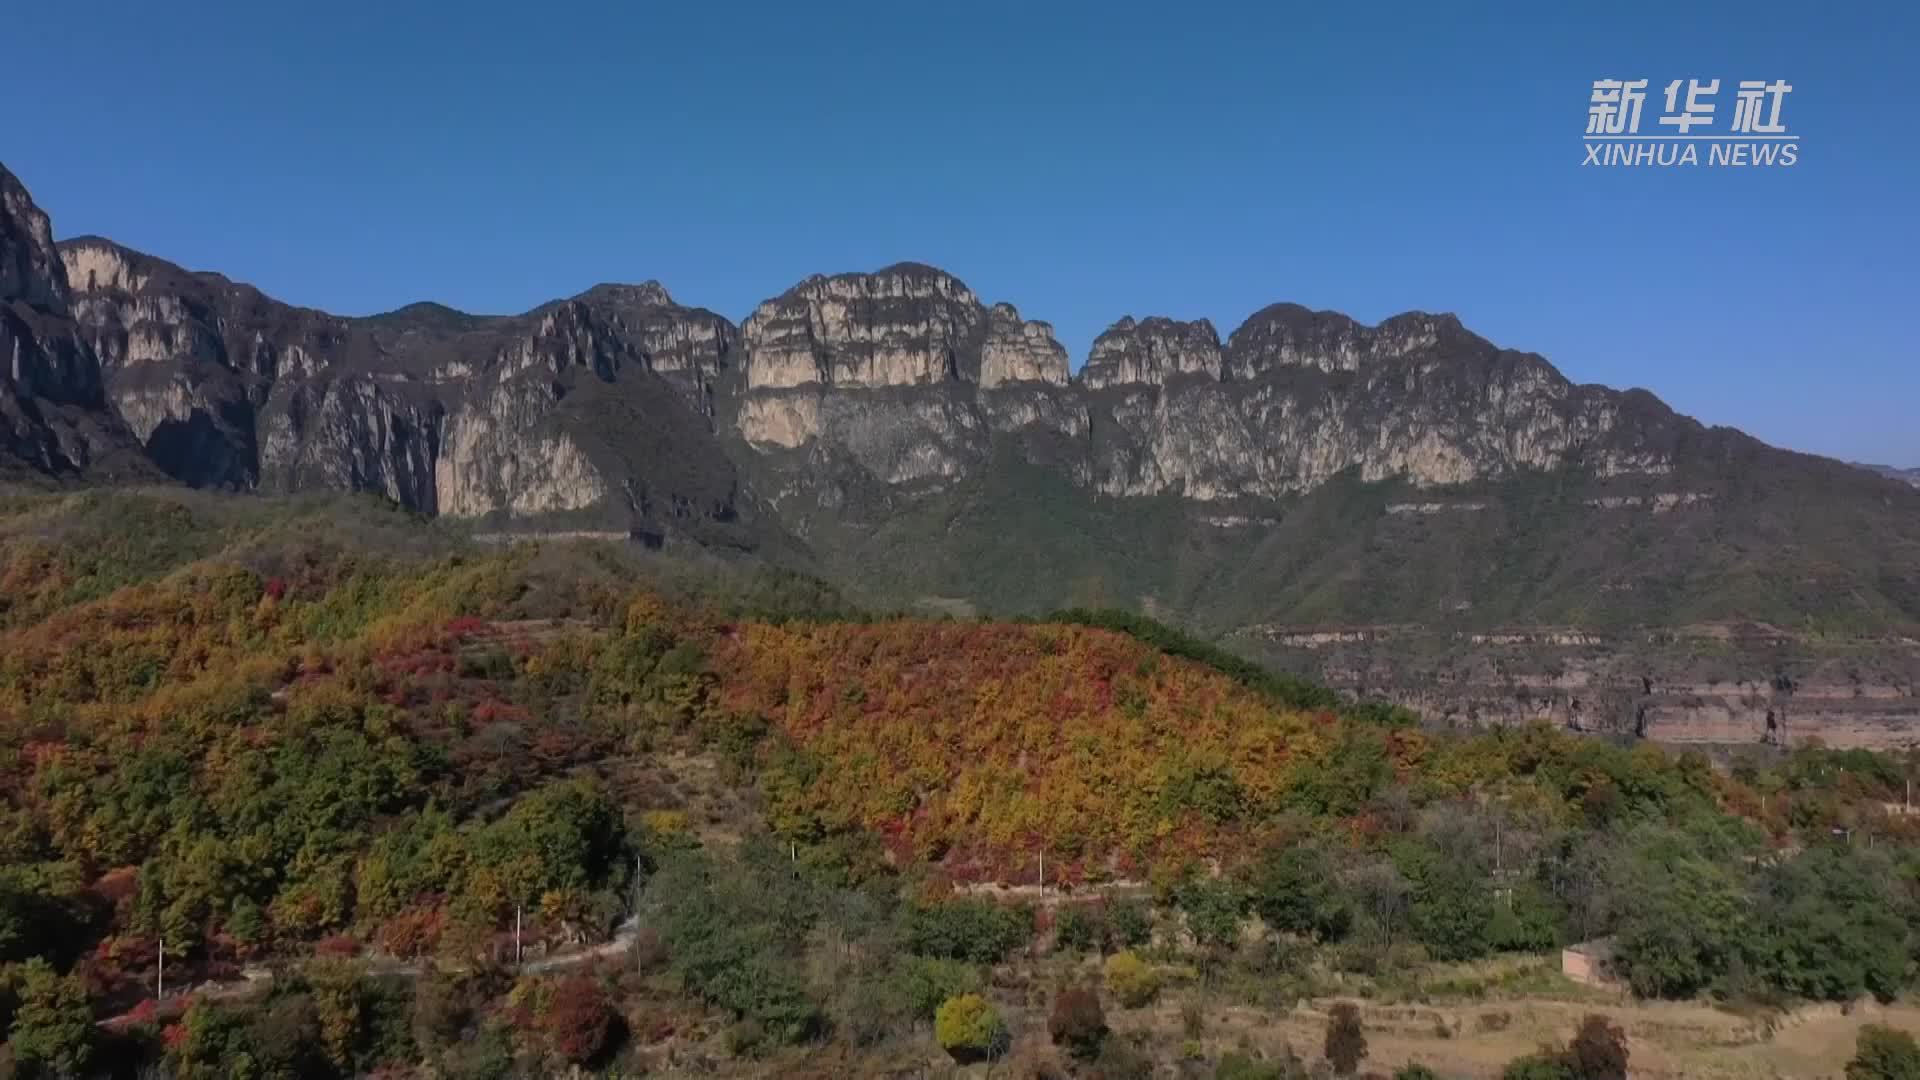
[1561,937,1618,986]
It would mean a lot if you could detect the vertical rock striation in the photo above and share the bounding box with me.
[0,166,151,480]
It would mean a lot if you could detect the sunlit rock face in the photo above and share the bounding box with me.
[1081,316,1223,388]
[727,266,1687,504]
[739,263,986,390]
[978,303,1069,388]
[1222,305,1456,377]
[732,265,1068,489]
[51,227,746,534]
[59,235,386,490]
[9,142,1701,527]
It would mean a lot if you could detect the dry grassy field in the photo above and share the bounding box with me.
[844,955,1920,1080]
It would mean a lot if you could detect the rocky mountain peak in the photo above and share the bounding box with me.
[1,165,71,314]
[1222,304,1486,379]
[980,302,1068,388]
[1081,315,1224,388]
[739,264,988,390]
[575,280,676,308]
[8,160,1907,634]
[0,169,151,479]
[58,236,150,297]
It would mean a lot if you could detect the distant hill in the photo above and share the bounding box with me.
[1858,462,1920,488]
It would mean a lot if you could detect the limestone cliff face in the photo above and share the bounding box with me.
[0,156,1831,543]
[59,236,347,489]
[259,375,442,509]
[1081,316,1223,388]
[739,264,988,391]
[51,226,746,538]
[1223,304,1449,377]
[728,265,1696,504]
[979,303,1070,389]
[10,143,1725,522]
[1245,622,1920,751]
[1084,332,1645,499]
[0,168,150,480]
[1,169,68,313]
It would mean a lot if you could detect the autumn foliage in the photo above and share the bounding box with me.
[1,490,1918,1071]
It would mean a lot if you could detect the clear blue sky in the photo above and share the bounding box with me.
[8,1,1916,463]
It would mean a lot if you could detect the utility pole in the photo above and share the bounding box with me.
[156,938,164,1000]
[514,905,523,965]
[1038,849,1044,897]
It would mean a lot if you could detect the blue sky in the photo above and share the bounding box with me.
[8,1,1916,462]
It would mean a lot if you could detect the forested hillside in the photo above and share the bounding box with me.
[0,490,1917,1078]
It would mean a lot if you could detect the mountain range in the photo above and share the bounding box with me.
[1859,464,1920,489]
[5,159,1918,746]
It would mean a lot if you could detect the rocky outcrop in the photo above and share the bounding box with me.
[978,303,1068,388]
[13,142,1741,520]
[50,224,747,540]
[1081,316,1222,388]
[0,167,152,480]
[725,266,1720,504]
[1,168,69,313]
[1224,305,1457,377]
[1245,622,1920,751]
[738,264,983,390]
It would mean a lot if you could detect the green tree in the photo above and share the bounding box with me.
[4,959,95,1077]
[1055,904,1104,953]
[1611,848,1745,999]
[1246,845,1351,942]
[905,898,1033,963]
[1745,849,1907,1003]
[1394,842,1495,962]
[889,955,982,1021]
[167,999,265,1079]
[1108,899,1154,949]
[468,779,626,908]
[643,844,823,1042]
[1176,877,1244,961]
[1490,880,1566,954]
[1848,1025,1920,1080]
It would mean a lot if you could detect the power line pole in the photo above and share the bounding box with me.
[514,905,523,966]
[156,937,164,1000]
